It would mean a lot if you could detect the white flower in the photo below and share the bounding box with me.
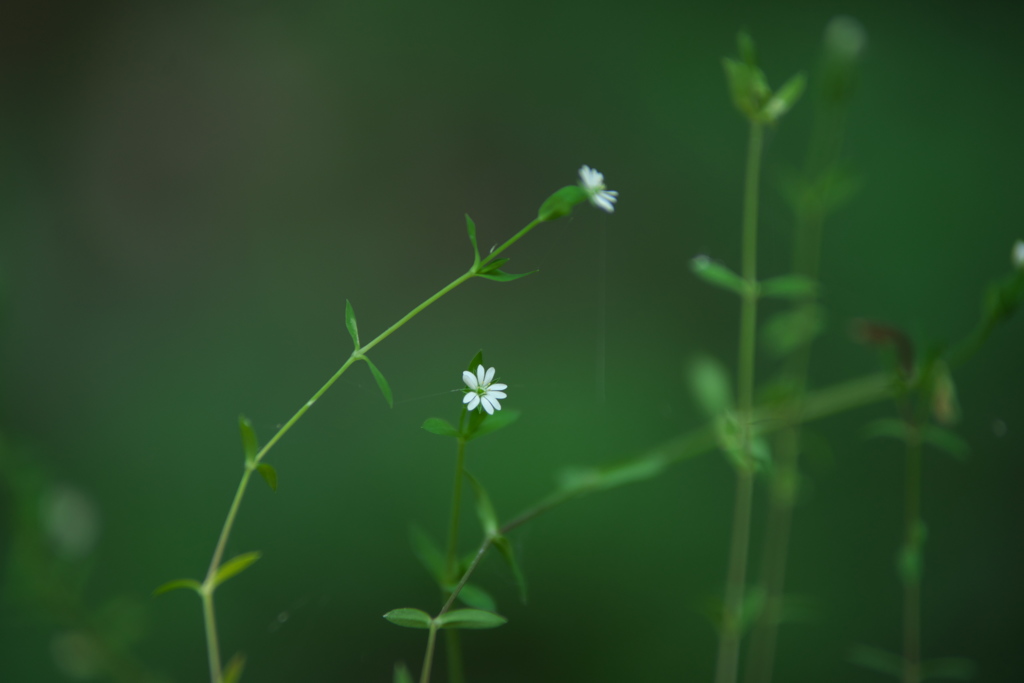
[462,364,508,415]
[1013,239,1024,270]
[578,164,618,213]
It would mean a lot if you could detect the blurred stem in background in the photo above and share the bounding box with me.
[443,437,468,683]
[745,17,865,683]
[715,118,764,683]
[901,433,923,683]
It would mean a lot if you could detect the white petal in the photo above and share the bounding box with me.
[480,396,496,414]
[476,364,487,386]
[487,390,507,400]
[463,392,476,404]
[488,383,508,391]
[466,394,481,411]
[483,366,496,385]
[462,370,478,390]
[592,192,616,213]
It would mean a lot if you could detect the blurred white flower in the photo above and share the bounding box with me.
[578,165,618,213]
[42,485,99,559]
[462,365,508,415]
[1013,239,1024,269]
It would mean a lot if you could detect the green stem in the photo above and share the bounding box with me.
[200,590,222,683]
[445,439,468,580]
[420,625,439,683]
[480,219,541,267]
[903,435,922,683]
[715,120,764,683]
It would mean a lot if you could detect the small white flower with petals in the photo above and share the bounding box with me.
[1013,239,1024,270]
[462,365,508,415]
[578,164,618,213]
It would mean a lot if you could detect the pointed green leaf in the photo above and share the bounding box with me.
[393,663,414,683]
[363,357,393,408]
[723,58,769,119]
[560,455,668,494]
[758,274,817,300]
[463,471,499,537]
[409,526,446,583]
[422,417,460,438]
[239,415,258,467]
[762,306,825,357]
[737,30,757,66]
[466,214,481,270]
[153,578,202,596]
[222,653,246,683]
[383,608,433,629]
[466,409,520,441]
[214,552,262,589]
[447,582,497,612]
[466,350,485,374]
[345,299,360,349]
[479,257,510,275]
[257,463,278,492]
[688,355,733,418]
[691,255,750,296]
[762,72,806,122]
[477,269,538,283]
[493,535,528,603]
[436,608,507,630]
[849,644,904,678]
[921,425,969,461]
[920,657,977,680]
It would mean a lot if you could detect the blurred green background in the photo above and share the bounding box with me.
[2,0,1023,681]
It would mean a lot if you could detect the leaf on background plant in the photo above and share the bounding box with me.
[758,274,818,300]
[222,653,246,683]
[466,409,520,441]
[862,418,910,444]
[214,552,262,589]
[737,30,757,66]
[345,299,360,349]
[762,306,825,358]
[393,663,414,683]
[921,425,969,461]
[383,608,433,630]
[761,72,806,122]
[152,578,202,597]
[435,608,507,630]
[409,526,446,584]
[447,582,497,613]
[363,357,394,408]
[463,471,499,538]
[723,58,768,119]
[421,417,460,438]
[559,455,669,495]
[465,214,481,270]
[920,657,977,680]
[849,644,904,678]
[257,463,278,492]
[687,355,734,418]
[239,415,258,467]
[493,535,528,604]
[477,269,538,283]
[690,255,750,296]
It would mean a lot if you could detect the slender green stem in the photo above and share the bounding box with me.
[420,625,439,683]
[200,591,221,683]
[903,435,922,683]
[715,120,764,683]
[445,439,468,579]
[480,218,541,267]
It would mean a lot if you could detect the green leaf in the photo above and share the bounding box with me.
[214,552,262,589]
[849,644,903,678]
[422,417,460,438]
[466,409,520,441]
[920,657,977,680]
[560,455,668,494]
[493,535,528,604]
[222,653,246,683]
[691,255,750,296]
[345,299,360,349]
[464,471,499,537]
[687,355,733,418]
[921,425,969,461]
[153,578,202,596]
[762,72,806,122]
[758,274,817,300]
[538,185,587,222]
[409,526,446,583]
[257,463,278,492]
[383,608,433,629]
[436,608,507,630]
[722,58,769,119]
[863,418,910,443]
[478,257,510,274]
[448,582,497,612]
[466,214,481,270]
[239,415,258,467]
[466,350,485,374]
[393,663,414,683]
[737,30,757,66]
[362,357,394,408]
[762,306,824,357]
[478,269,538,283]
